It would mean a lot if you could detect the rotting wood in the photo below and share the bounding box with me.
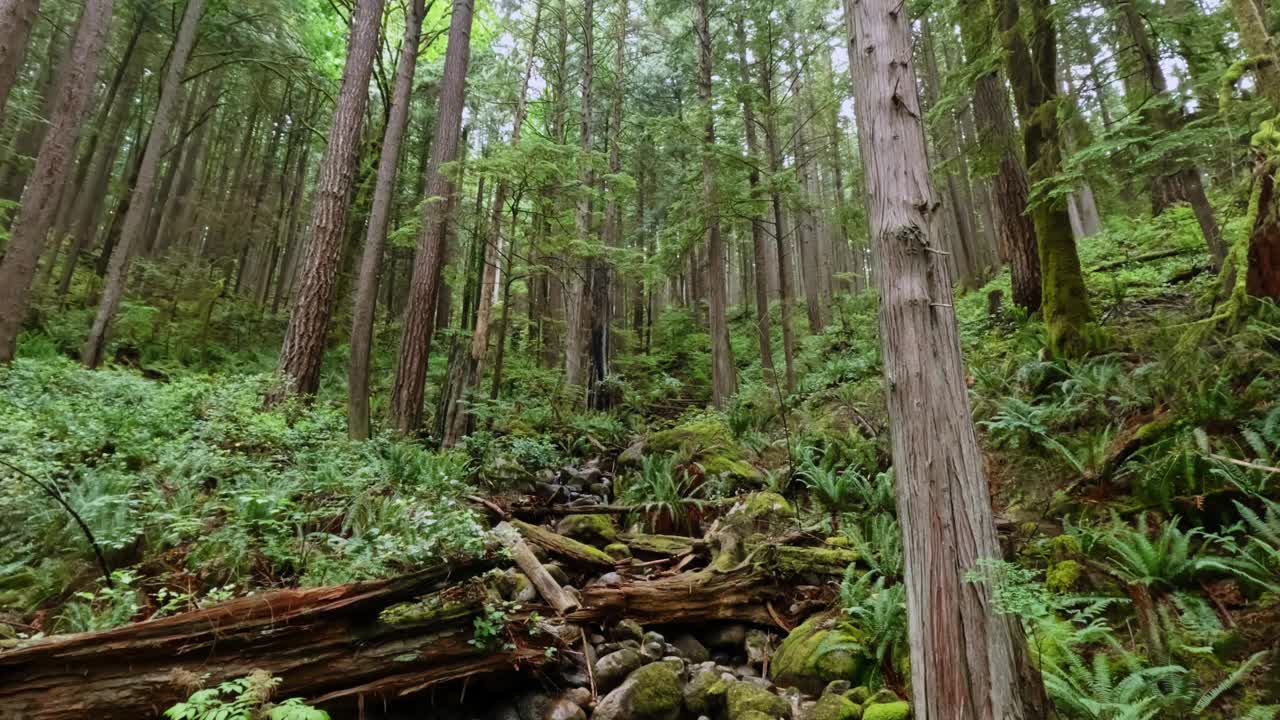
[495,521,581,613]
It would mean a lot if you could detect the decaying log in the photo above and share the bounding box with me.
[495,521,580,613]
[510,519,617,569]
[620,532,702,557]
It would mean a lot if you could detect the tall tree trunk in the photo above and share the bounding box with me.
[696,0,735,407]
[155,76,222,258]
[82,0,205,368]
[443,0,543,444]
[389,0,475,434]
[1230,0,1280,300]
[272,0,385,394]
[996,0,1091,356]
[955,0,1041,311]
[564,0,595,391]
[844,1,1051,718]
[795,102,825,334]
[0,0,39,120]
[759,37,797,392]
[735,17,774,373]
[0,0,113,362]
[348,0,425,440]
[1117,0,1225,269]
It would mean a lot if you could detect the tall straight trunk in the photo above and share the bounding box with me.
[0,17,63,203]
[844,0,1051,717]
[0,0,112,362]
[736,19,774,371]
[347,0,425,440]
[564,0,595,391]
[143,85,201,256]
[389,0,475,434]
[155,76,221,257]
[273,0,385,394]
[0,0,39,120]
[955,0,1040,310]
[56,53,145,299]
[759,40,796,391]
[273,117,315,314]
[696,0,735,406]
[82,0,205,368]
[236,100,287,296]
[1117,0,1225,268]
[996,0,1091,355]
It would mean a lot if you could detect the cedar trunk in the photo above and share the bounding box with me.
[0,0,39,119]
[844,0,1050,717]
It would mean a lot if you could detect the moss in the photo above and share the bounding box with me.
[556,514,619,546]
[770,613,870,694]
[812,693,863,720]
[867,689,899,705]
[1045,560,1083,592]
[1031,182,1092,358]
[740,491,795,526]
[760,545,860,577]
[684,670,729,715]
[845,686,871,704]
[622,533,696,557]
[862,701,911,720]
[824,536,851,548]
[725,680,790,720]
[648,417,761,482]
[379,595,475,626]
[626,662,683,718]
[604,542,632,560]
[511,519,615,568]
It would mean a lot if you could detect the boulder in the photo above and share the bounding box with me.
[671,633,711,663]
[612,619,645,643]
[543,698,586,720]
[604,543,632,560]
[594,648,645,690]
[592,662,684,720]
[769,614,871,695]
[810,694,863,720]
[725,680,791,720]
[556,515,618,546]
[684,668,729,716]
[861,702,910,720]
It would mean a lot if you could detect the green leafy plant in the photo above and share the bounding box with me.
[164,670,329,720]
[618,454,707,534]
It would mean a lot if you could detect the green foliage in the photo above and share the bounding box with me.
[838,570,906,683]
[1082,514,1238,591]
[164,671,328,720]
[617,454,707,534]
[470,600,518,650]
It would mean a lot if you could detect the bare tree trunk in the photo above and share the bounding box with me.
[736,20,775,372]
[564,0,595,392]
[82,0,205,368]
[696,0,735,407]
[389,0,475,434]
[347,0,425,439]
[0,0,112,362]
[587,0,623,410]
[0,0,39,120]
[759,39,796,391]
[844,0,1051,717]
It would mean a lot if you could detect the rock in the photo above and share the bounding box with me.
[703,623,748,650]
[738,713,780,720]
[810,694,863,720]
[844,687,871,704]
[558,665,590,688]
[543,698,586,720]
[618,439,646,466]
[612,619,644,643]
[640,640,665,662]
[643,631,666,645]
[684,668,729,715]
[592,662,684,720]
[671,633,710,663]
[501,569,538,604]
[604,542,632,560]
[769,613,870,695]
[725,680,791,720]
[734,664,759,678]
[743,676,772,689]
[822,681,852,697]
[590,481,612,498]
[543,562,569,585]
[867,689,899,705]
[515,691,551,720]
[861,702,910,720]
[594,648,645,690]
[561,688,592,707]
[590,633,607,644]
[592,572,623,587]
[745,630,774,665]
[738,491,795,528]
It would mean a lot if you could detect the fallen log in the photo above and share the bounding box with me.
[0,561,817,718]
[494,521,580,613]
[510,519,617,569]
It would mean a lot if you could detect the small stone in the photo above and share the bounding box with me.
[844,687,871,704]
[561,687,592,707]
[542,698,586,720]
[822,680,852,697]
[604,542,632,559]
[671,633,711,663]
[641,640,665,662]
[643,631,666,645]
[590,633,607,644]
[811,694,862,720]
[515,691,551,720]
[703,623,748,649]
[594,648,645,690]
[544,563,569,585]
[592,572,623,587]
[725,680,791,720]
[867,689,899,705]
[612,619,644,643]
[684,669,729,715]
[734,664,760,678]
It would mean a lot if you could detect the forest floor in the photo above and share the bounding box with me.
[1,205,1279,719]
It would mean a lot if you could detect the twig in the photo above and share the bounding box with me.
[1209,454,1280,476]
[582,628,598,702]
[0,459,113,588]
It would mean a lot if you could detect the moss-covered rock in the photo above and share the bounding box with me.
[604,542,632,559]
[862,701,910,720]
[683,669,729,715]
[769,613,870,694]
[812,693,863,720]
[725,680,791,719]
[556,514,618,546]
[592,661,683,720]
[647,417,761,482]
[866,689,899,705]
[740,491,795,526]
[844,686,871,704]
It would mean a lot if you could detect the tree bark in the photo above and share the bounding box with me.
[0,0,39,120]
[736,17,774,373]
[0,0,113,362]
[844,0,1051,717]
[347,0,425,440]
[272,0,384,394]
[564,0,595,391]
[696,0,736,407]
[389,0,476,434]
[758,34,797,392]
[82,0,205,369]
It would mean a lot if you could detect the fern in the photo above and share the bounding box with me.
[1191,651,1269,714]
